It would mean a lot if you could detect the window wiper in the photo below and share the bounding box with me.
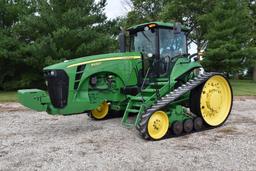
[142,32,152,43]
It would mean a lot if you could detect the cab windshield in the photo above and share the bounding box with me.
[159,28,187,58]
[128,25,187,77]
[130,28,156,55]
[129,27,187,58]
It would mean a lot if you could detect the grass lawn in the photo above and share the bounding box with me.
[0,91,18,102]
[0,80,255,102]
[229,80,256,96]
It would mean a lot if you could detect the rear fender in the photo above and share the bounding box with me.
[170,58,202,80]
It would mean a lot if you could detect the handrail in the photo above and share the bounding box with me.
[140,67,150,92]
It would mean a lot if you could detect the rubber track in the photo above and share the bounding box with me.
[136,72,220,140]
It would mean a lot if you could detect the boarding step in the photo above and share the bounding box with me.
[156,78,169,82]
[133,103,143,107]
[126,109,140,113]
[141,88,156,93]
[145,78,169,82]
[149,82,168,86]
[122,97,147,128]
[130,96,150,101]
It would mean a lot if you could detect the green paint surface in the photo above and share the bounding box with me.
[128,21,190,31]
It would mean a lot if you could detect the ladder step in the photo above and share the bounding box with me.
[156,78,169,82]
[149,82,168,86]
[122,122,134,128]
[157,81,168,85]
[141,88,156,93]
[133,103,142,107]
[127,109,140,113]
[130,96,150,101]
[146,78,169,82]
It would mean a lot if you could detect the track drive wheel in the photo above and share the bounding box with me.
[190,75,233,127]
[90,101,109,120]
[139,111,169,140]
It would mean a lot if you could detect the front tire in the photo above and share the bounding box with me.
[89,101,110,120]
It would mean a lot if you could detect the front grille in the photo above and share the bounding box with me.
[44,70,69,108]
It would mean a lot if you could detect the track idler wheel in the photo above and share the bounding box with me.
[138,110,169,140]
[171,121,183,136]
[183,119,193,133]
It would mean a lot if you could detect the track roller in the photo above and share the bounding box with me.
[193,117,203,131]
[171,121,183,136]
[183,119,193,133]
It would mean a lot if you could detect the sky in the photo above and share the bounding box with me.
[104,0,130,19]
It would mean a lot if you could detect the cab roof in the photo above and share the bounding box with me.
[127,21,190,32]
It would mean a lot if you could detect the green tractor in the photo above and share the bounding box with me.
[18,22,233,140]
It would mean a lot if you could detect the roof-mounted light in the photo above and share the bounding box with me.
[148,24,156,28]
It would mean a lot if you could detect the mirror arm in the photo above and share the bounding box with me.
[118,28,126,52]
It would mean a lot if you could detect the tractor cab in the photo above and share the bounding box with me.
[119,22,189,78]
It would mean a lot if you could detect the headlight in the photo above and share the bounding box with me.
[50,71,56,76]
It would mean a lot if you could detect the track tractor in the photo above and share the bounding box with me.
[18,22,233,140]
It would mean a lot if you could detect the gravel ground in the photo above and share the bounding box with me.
[0,100,256,171]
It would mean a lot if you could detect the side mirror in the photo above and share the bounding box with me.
[118,30,126,52]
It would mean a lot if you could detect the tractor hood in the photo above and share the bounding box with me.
[43,52,141,70]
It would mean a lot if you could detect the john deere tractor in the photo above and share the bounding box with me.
[18,22,233,140]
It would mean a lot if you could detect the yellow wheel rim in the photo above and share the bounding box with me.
[147,111,169,140]
[200,75,232,126]
[91,101,109,119]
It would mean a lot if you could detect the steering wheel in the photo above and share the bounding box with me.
[161,48,173,57]
[158,57,171,75]
[188,53,200,61]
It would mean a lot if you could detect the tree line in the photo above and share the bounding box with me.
[123,0,256,80]
[0,0,255,91]
[0,0,120,90]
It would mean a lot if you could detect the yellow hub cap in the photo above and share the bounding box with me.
[91,101,109,119]
[147,111,169,140]
[200,75,232,126]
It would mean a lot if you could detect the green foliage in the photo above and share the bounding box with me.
[126,0,216,51]
[201,0,256,74]
[0,1,32,90]
[0,0,119,90]
[124,0,165,27]
[126,0,255,77]
[0,0,255,90]
[249,1,256,45]
[161,0,216,51]
[250,1,256,81]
